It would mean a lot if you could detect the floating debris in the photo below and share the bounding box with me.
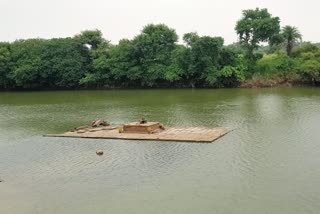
[96,150,104,156]
[139,117,147,124]
[92,119,110,128]
[70,119,110,133]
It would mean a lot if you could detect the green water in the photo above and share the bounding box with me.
[1,88,320,214]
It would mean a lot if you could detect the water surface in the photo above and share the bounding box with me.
[1,88,320,214]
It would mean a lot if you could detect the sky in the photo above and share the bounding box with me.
[0,0,319,45]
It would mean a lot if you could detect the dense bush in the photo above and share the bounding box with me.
[255,52,296,77]
[0,42,11,88]
[0,8,319,89]
[295,47,320,83]
[6,38,89,89]
[254,45,320,83]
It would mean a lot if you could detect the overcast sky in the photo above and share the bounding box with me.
[1,0,319,44]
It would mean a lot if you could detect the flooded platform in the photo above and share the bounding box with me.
[46,124,228,143]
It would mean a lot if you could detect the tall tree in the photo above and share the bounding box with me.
[235,8,281,61]
[76,30,111,87]
[40,38,89,88]
[281,25,302,56]
[0,42,11,88]
[9,38,89,89]
[75,30,106,50]
[9,39,44,88]
[130,24,178,86]
[181,33,225,87]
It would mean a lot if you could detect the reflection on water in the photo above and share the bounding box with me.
[0,88,320,214]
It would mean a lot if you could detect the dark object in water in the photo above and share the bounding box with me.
[0,179,3,183]
[96,150,104,156]
[139,117,147,124]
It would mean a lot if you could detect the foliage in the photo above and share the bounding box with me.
[254,45,320,83]
[0,42,11,88]
[298,60,320,83]
[40,38,89,88]
[235,8,281,60]
[75,30,106,50]
[206,56,246,87]
[80,41,112,87]
[255,52,297,78]
[292,42,318,56]
[0,12,319,89]
[9,39,45,88]
[281,26,302,56]
[295,49,320,83]
[182,34,225,87]
[129,24,178,86]
[8,38,89,89]
[164,45,187,82]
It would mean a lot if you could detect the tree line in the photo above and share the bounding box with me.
[0,8,319,90]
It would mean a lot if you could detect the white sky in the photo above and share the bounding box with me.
[0,0,319,45]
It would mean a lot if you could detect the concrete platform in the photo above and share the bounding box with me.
[46,126,229,143]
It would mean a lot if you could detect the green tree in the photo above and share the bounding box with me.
[1,22,317,89]
[164,45,188,84]
[9,38,89,89]
[296,49,320,83]
[299,59,320,84]
[9,39,44,88]
[291,42,318,57]
[40,38,89,88]
[0,42,11,88]
[183,33,224,87]
[235,8,281,61]
[255,51,297,78]
[80,42,113,87]
[75,30,106,50]
[129,24,178,86]
[206,55,246,87]
[183,32,200,47]
[281,26,302,56]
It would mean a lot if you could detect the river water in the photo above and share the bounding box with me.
[0,88,320,214]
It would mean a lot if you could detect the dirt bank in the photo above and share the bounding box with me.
[240,78,294,88]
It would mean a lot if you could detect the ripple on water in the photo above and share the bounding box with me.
[1,88,320,214]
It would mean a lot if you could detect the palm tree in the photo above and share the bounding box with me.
[281,26,302,56]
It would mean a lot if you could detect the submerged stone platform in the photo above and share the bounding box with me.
[46,125,228,143]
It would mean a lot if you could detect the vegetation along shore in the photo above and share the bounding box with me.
[0,8,319,90]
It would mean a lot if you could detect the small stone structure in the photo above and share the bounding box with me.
[123,122,162,134]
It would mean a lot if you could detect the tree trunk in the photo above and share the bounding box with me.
[287,39,293,56]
